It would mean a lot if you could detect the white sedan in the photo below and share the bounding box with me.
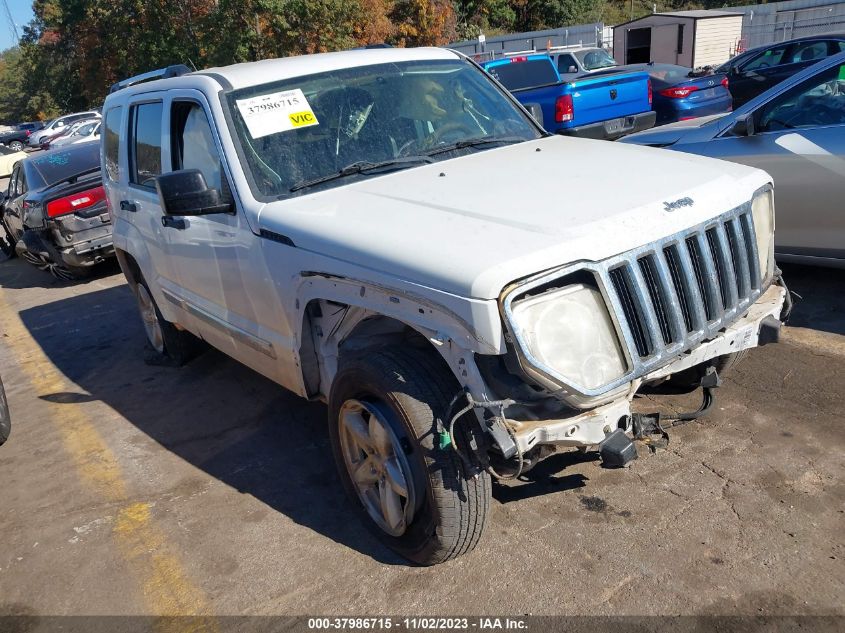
[0,144,26,178]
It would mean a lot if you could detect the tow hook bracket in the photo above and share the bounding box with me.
[486,416,517,459]
[599,429,638,468]
[758,315,781,346]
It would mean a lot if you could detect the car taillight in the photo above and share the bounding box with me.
[721,76,729,89]
[46,185,106,218]
[648,79,653,105]
[25,130,31,137]
[555,94,574,123]
[659,86,699,99]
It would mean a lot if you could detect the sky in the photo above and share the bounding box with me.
[0,0,34,52]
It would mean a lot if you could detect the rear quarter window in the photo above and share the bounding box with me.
[486,60,559,91]
[103,106,123,182]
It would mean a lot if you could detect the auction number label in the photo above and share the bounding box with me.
[236,88,319,138]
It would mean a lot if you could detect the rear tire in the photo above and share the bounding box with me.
[8,141,24,152]
[133,277,201,366]
[328,347,491,565]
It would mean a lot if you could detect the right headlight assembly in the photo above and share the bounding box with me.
[751,186,775,281]
[508,283,628,394]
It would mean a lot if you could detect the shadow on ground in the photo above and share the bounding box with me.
[11,273,407,564]
[778,262,845,336]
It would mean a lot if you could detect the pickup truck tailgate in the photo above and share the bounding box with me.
[566,71,651,128]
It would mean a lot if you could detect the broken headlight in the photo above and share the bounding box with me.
[509,284,627,391]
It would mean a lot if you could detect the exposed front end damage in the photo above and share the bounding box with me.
[366,194,786,477]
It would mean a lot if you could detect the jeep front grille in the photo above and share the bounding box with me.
[501,200,768,403]
[605,206,762,362]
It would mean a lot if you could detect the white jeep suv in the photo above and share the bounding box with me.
[101,48,787,565]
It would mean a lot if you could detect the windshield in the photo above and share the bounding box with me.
[226,59,541,199]
[576,49,617,71]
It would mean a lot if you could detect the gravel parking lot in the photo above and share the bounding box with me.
[0,255,842,618]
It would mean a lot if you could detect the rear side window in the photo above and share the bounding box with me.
[556,54,577,73]
[486,60,558,91]
[130,102,163,187]
[103,106,122,182]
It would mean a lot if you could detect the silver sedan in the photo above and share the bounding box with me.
[622,51,845,269]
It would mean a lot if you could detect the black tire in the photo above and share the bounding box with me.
[0,218,17,258]
[133,277,202,366]
[8,141,24,152]
[0,377,10,447]
[328,347,491,565]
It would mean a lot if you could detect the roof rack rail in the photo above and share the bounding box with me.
[503,49,537,57]
[109,64,192,94]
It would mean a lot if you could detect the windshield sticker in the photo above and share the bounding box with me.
[236,89,319,138]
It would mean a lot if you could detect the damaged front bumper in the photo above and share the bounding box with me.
[505,283,786,453]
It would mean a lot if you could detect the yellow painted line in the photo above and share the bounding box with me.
[0,285,217,628]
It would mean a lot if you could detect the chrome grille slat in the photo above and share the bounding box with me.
[739,212,762,291]
[669,242,708,331]
[688,233,722,321]
[712,223,739,311]
[726,219,751,301]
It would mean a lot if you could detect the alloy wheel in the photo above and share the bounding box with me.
[135,284,165,353]
[338,399,416,537]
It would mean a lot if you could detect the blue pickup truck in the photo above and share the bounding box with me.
[480,54,656,140]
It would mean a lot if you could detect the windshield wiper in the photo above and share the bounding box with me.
[423,136,527,157]
[289,156,434,193]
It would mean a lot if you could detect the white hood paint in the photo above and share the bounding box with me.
[258,135,770,300]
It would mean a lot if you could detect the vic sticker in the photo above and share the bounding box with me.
[236,89,319,138]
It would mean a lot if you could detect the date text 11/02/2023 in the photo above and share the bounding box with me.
[307,618,529,630]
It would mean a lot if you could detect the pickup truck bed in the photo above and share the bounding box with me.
[482,55,656,140]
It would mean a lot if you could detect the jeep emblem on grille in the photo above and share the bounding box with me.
[663,197,695,211]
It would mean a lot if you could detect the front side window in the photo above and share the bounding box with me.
[227,59,541,199]
[129,102,163,187]
[742,46,788,71]
[103,106,123,182]
[171,102,222,192]
[758,62,845,132]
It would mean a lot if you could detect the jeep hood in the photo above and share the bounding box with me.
[258,135,769,300]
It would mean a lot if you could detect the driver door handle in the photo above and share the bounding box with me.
[119,200,137,213]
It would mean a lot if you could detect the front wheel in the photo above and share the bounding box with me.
[328,347,491,565]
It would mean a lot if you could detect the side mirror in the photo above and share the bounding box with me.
[730,113,755,137]
[155,169,233,216]
[523,103,544,127]
[568,65,578,73]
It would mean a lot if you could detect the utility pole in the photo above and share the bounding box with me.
[1,0,19,45]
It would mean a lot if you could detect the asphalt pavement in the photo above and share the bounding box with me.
[0,256,842,618]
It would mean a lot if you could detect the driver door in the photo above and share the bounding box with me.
[160,93,282,381]
[690,61,845,259]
